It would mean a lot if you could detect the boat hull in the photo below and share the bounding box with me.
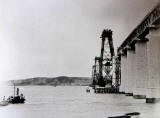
[8,96,25,104]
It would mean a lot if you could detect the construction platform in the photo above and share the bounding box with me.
[94,87,119,94]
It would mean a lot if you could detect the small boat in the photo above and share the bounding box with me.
[8,94,25,104]
[7,82,25,104]
[86,87,90,93]
[0,96,9,106]
[0,100,9,106]
[125,112,140,118]
[108,116,130,118]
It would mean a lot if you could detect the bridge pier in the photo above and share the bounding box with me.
[146,28,160,103]
[124,50,129,94]
[129,48,136,95]
[125,49,135,96]
[120,54,127,93]
[133,40,148,99]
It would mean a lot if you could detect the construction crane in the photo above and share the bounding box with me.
[92,29,120,93]
[99,29,115,86]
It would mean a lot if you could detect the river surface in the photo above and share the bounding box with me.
[0,86,159,118]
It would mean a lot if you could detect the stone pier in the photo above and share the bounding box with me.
[133,40,148,99]
[146,28,160,103]
[120,54,127,93]
[125,49,135,95]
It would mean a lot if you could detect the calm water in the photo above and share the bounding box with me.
[0,86,159,118]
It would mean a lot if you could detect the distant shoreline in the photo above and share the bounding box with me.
[8,76,92,86]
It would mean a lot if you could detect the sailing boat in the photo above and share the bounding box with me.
[7,81,25,104]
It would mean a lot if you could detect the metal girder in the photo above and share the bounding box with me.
[118,2,160,54]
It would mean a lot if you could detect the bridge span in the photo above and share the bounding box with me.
[118,2,160,103]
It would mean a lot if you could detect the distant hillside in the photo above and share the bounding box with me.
[9,76,92,86]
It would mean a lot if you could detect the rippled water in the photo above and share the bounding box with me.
[0,85,159,118]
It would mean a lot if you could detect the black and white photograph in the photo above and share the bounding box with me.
[0,0,159,118]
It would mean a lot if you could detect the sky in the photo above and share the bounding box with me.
[0,0,159,80]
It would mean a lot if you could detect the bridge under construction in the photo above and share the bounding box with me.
[92,2,160,103]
